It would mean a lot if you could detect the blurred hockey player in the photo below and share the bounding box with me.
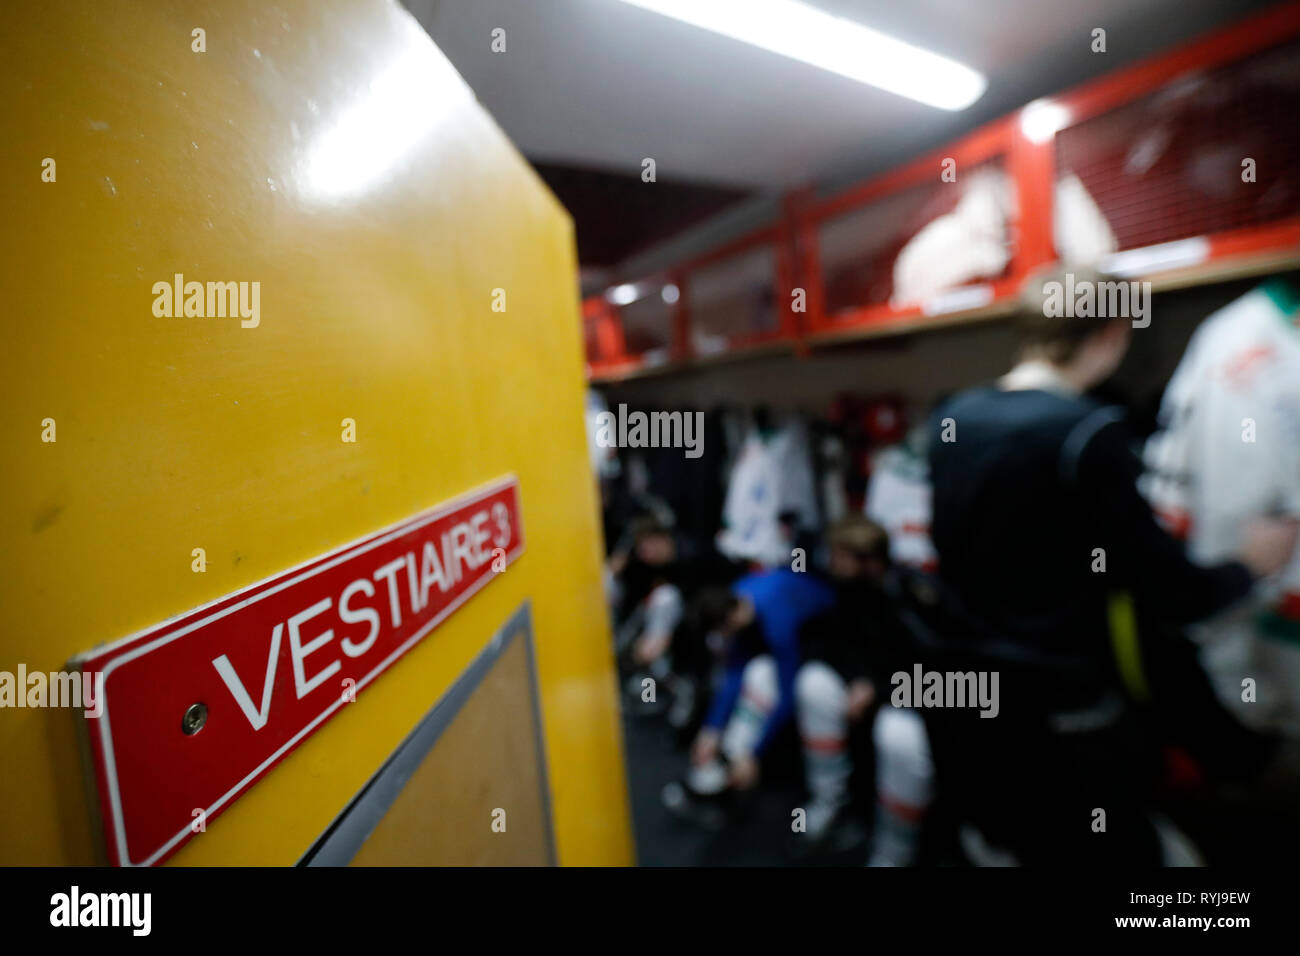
[925,268,1297,864]
[608,517,745,724]
[790,516,888,852]
[661,567,835,826]
[1145,278,1300,733]
[791,516,936,864]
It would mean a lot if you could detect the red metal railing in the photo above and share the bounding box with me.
[584,2,1300,382]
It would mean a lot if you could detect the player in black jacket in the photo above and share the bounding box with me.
[791,516,910,851]
[925,268,1297,864]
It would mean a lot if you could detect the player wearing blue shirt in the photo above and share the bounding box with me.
[669,568,835,805]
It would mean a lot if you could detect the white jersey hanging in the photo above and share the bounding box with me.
[718,419,819,567]
[1144,282,1300,731]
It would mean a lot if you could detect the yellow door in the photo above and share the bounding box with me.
[0,0,632,866]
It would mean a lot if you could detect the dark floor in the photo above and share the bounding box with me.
[620,691,1300,867]
[621,705,869,867]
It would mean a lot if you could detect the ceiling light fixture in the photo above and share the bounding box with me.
[607,283,643,305]
[613,0,986,111]
[1020,98,1070,143]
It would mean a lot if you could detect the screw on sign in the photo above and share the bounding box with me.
[181,703,207,735]
[71,475,524,866]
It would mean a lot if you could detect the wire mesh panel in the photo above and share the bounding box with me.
[685,244,781,354]
[1055,36,1300,255]
[816,160,1013,320]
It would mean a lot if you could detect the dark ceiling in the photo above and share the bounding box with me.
[530,162,751,270]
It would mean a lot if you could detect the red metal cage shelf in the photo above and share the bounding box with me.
[585,1,1300,383]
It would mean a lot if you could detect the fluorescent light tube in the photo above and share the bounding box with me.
[614,0,986,110]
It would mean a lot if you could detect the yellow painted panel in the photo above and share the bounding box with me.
[0,0,632,865]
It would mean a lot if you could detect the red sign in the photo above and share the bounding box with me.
[73,475,524,866]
